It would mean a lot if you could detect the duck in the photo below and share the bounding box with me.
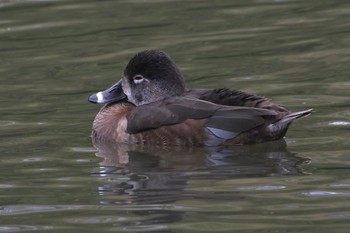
[88,50,312,146]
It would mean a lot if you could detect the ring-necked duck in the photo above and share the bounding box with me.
[89,50,312,146]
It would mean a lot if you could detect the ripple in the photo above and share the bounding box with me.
[71,147,96,153]
[0,225,53,232]
[0,121,16,126]
[120,224,168,232]
[331,184,350,188]
[237,185,287,191]
[0,205,85,215]
[0,184,13,189]
[0,21,82,34]
[303,191,350,197]
[0,0,58,8]
[22,157,42,162]
[328,121,350,126]
[70,216,128,224]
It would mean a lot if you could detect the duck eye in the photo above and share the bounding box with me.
[133,75,144,84]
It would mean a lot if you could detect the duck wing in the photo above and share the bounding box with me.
[186,88,289,113]
[126,97,278,140]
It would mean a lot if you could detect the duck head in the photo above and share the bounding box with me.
[88,50,186,106]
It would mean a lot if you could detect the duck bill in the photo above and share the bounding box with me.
[88,80,127,104]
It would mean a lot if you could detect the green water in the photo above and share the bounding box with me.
[1,0,350,232]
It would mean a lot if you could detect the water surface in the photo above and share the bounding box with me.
[1,0,349,232]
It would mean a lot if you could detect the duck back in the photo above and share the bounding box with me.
[186,88,290,113]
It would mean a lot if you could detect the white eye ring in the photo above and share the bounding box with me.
[133,75,145,84]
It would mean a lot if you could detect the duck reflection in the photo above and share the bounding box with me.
[91,140,309,229]
[92,140,310,200]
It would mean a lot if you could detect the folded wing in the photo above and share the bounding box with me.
[126,97,278,144]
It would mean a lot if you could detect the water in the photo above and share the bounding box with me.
[1,0,349,232]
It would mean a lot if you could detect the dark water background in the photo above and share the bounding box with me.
[1,0,349,232]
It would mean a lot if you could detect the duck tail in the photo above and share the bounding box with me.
[281,109,313,124]
[266,109,313,141]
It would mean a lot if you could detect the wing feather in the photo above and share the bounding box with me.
[126,97,278,139]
